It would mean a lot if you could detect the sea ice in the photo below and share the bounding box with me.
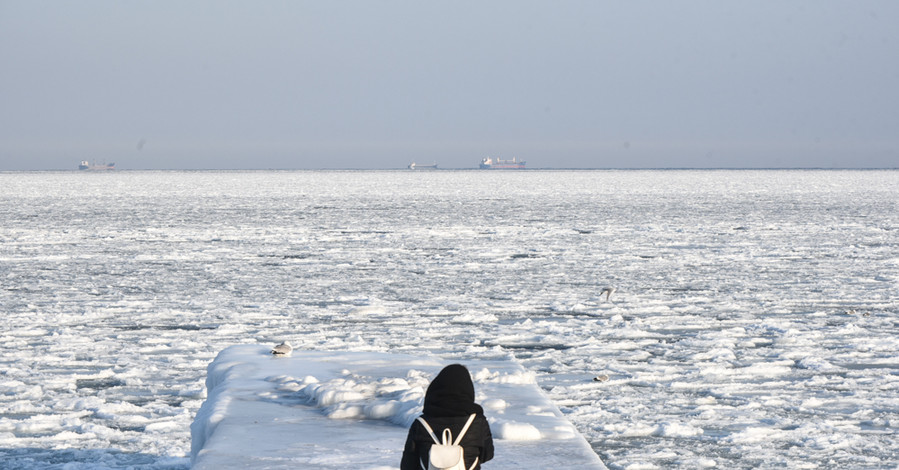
[2,170,897,469]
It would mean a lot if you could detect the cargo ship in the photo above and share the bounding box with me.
[78,161,115,171]
[479,157,525,169]
[408,162,438,170]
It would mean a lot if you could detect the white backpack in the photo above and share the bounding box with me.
[416,413,479,470]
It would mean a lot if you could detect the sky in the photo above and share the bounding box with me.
[1,1,898,170]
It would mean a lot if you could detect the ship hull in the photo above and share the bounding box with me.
[479,163,526,169]
[479,157,526,169]
[78,161,115,171]
[408,163,438,170]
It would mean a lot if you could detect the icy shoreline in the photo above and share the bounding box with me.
[191,345,606,469]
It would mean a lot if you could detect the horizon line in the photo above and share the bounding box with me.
[2,166,898,172]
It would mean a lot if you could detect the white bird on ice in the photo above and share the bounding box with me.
[270,341,293,356]
[600,287,616,301]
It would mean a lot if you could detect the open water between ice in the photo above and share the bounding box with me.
[1,170,897,469]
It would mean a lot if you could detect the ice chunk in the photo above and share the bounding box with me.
[493,420,541,440]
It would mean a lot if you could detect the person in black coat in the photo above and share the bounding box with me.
[401,364,494,470]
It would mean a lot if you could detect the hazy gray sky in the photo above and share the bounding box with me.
[2,1,897,170]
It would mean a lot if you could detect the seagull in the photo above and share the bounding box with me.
[600,287,616,302]
[270,341,293,356]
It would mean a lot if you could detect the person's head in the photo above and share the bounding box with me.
[424,364,482,417]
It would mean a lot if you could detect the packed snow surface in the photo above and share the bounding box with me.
[1,170,897,469]
[190,346,605,469]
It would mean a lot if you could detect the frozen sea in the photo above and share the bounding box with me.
[1,169,897,469]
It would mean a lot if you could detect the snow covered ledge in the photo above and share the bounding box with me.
[191,345,606,469]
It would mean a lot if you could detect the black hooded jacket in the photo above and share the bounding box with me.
[401,364,494,470]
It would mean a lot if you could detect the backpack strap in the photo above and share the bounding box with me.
[417,414,478,446]
[453,414,477,446]
[416,416,441,445]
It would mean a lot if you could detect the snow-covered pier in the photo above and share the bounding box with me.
[191,346,606,469]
